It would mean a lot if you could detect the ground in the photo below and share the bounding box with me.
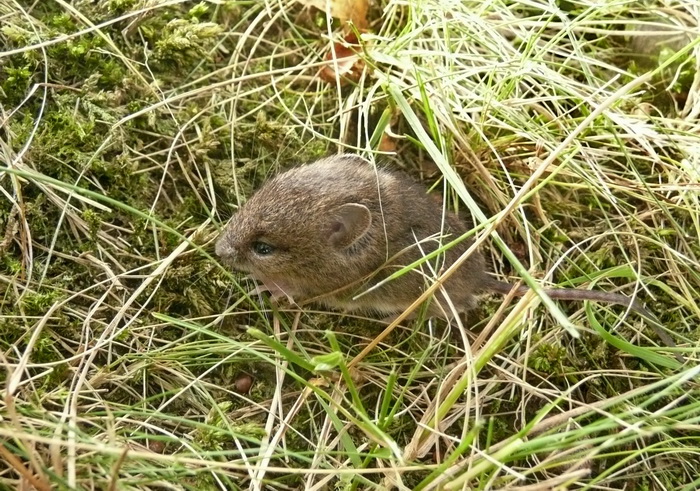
[1,1,699,490]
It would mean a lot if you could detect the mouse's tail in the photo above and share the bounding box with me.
[484,276,642,311]
[483,276,682,362]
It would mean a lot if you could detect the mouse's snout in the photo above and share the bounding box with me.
[214,230,239,262]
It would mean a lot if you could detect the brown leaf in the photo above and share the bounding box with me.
[319,32,366,85]
[378,108,401,152]
[296,0,369,29]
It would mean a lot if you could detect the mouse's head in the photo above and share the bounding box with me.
[215,155,384,299]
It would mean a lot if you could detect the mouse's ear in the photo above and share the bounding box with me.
[328,203,372,248]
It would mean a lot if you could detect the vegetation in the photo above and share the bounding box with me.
[1,0,698,489]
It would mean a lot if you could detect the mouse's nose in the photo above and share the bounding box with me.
[214,233,237,261]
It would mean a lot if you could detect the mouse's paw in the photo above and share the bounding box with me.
[247,280,298,307]
[247,283,270,296]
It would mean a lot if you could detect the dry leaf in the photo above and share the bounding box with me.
[378,108,401,152]
[319,32,366,84]
[296,0,369,29]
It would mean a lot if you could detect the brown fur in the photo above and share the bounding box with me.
[215,154,490,318]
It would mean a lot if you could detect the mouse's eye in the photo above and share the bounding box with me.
[251,241,274,256]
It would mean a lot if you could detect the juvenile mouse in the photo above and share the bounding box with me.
[215,154,664,328]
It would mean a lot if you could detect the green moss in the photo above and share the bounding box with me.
[1,64,33,98]
[21,290,64,317]
[81,209,102,242]
[531,339,574,374]
[188,2,210,19]
[1,254,22,276]
[107,0,138,14]
[32,333,61,364]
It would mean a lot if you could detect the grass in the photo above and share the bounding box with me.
[1,0,699,489]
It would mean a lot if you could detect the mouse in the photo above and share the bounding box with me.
[215,154,676,351]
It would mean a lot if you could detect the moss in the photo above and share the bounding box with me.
[21,290,64,317]
[0,64,33,99]
[531,340,571,374]
[0,2,297,408]
[107,0,139,15]
[1,253,22,276]
[31,333,62,364]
